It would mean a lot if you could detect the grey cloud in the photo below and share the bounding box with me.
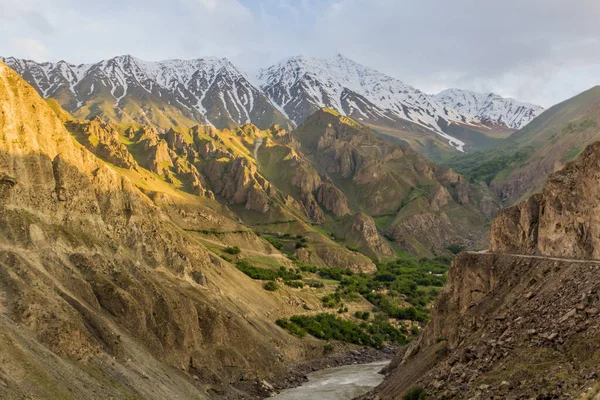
[310,0,600,105]
[0,0,599,107]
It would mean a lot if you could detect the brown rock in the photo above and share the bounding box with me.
[317,183,350,217]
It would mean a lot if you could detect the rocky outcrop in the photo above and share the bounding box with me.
[66,118,138,170]
[385,211,467,256]
[206,157,271,212]
[293,110,497,254]
[299,190,325,222]
[289,157,322,193]
[491,141,600,259]
[164,128,188,152]
[317,183,350,217]
[297,244,377,273]
[348,213,394,259]
[147,139,174,176]
[490,194,541,254]
[428,184,452,211]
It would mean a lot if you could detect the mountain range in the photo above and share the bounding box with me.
[1,54,543,159]
[0,59,504,398]
[3,47,600,400]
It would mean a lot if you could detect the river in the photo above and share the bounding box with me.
[269,360,389,400]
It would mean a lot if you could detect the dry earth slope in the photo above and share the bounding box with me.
[0,61,330,399]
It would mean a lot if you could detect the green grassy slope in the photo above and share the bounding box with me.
[445,86,600,205]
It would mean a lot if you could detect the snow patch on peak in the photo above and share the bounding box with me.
[434,88,544,129]
[258,54,468,151]
[3,55,271,129]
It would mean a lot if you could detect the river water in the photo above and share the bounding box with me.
[269,360,389,400]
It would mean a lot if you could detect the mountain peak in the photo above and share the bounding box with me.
[434,88,544,129]
[3,55,290,131]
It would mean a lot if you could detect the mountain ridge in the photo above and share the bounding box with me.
[257,54,543,152]
[1,54,291,131]
[2,54,543,158]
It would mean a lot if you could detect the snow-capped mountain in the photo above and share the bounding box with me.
[1,53,543,154]
[1,55,290,130]
[257,54,543,151]
[434,89,544,130]
[257,54,459,128]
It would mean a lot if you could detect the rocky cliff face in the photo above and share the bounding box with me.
[491,141,600,259]
[367,141,600,399]
[65,117,139,170]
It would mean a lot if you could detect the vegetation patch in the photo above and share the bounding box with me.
[333,256,451,322]
[445,143,534,184]
[276,313,408,348]
[263,281,279,291]
[224,246,241,255]
[561,119,597,135]
[275,255,452,347]
[235,260,301,281]
[283,280,305,289]
[561,147,581,162]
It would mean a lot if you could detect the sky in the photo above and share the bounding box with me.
[1,0,600,107]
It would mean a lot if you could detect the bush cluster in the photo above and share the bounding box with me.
[235,260,301,281]
[276,313,408,348]
[263,281,279,291]
[318,267,353,281]
[354,311,370,320]
[264,236,284,250]
[224,246,241,255]
[332,256,451,322]
[307,280,324,288]
[284,280,305,288]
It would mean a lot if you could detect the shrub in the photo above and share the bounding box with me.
[318,267,353,281]
[235,261,301,281]
[295,240,308,249]
[354,311,370,320]
[284,280,304,289]
[236,260,279,280]
[403,387,426,400]
[278,266,302,280]
[446,244,464,255]
[345,245,361,253]
[321,293,341,308]
[307,280,325,288]
[224,246,241,255]
[263,281,279,291]
[300,264,319,273]
[276,318,306,337]
[265,236,284,250]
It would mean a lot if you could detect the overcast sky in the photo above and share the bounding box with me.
[1,0,599,107]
